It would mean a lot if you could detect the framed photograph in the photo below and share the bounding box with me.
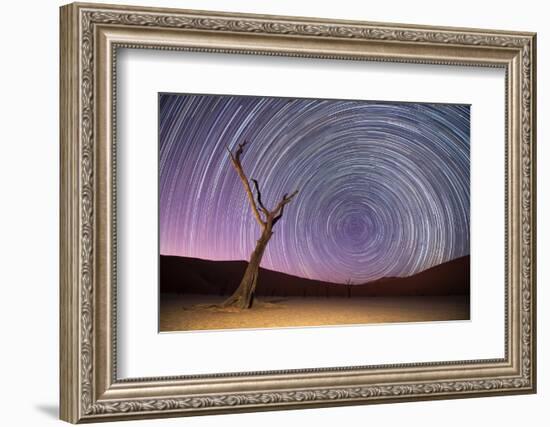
[158,93,472,332]
[60,2,536,423]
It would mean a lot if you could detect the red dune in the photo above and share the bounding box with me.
[160,255,469,298]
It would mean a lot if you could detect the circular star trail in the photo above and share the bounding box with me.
[159,93,470,284]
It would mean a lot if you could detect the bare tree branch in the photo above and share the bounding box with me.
[225,144,233,159]
[272,206,285,226]
[251,179,269,215]
[228,142,266,228]
[271,190,299,218]
[234,141,248,162]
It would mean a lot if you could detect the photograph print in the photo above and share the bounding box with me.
[159,93,470,332]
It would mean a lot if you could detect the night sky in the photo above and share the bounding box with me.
[159,93,470,284]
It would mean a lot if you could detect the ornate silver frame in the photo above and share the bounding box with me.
[60,2,537,423]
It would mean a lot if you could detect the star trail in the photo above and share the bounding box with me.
[159,93,470,284]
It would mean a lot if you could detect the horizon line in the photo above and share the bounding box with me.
[159,253,470,286]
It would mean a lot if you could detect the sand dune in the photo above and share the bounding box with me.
[160,255,469,298]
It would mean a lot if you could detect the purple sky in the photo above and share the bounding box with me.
[159,93,470,284]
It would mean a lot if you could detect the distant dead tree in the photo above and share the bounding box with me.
[346,278,353,298]
[221,141,298,309]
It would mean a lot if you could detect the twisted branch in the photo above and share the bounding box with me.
[272,190,299,217]
[227,142,265,227]
[251,178,269,216]
[227,141,299,229]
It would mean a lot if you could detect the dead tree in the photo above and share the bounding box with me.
[221,141,298,309]
[346,278,353,298]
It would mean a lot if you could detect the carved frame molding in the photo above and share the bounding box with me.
[60,2,536,423]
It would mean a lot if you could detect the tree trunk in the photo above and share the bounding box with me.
[222,227,273,309]
[219,141,298,310]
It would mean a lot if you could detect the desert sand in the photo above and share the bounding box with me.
[159,294,469,332]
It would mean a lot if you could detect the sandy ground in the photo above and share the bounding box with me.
[160,294,469,332]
